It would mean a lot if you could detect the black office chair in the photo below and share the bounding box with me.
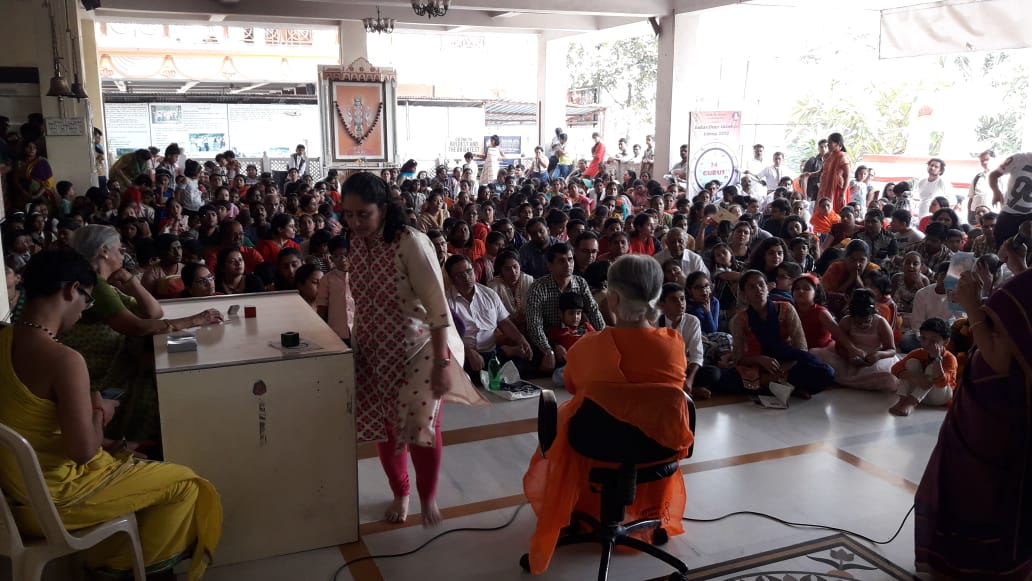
[521,388,696,581]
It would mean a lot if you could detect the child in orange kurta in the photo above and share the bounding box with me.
[809,197,841,239]
[890,317,957,416]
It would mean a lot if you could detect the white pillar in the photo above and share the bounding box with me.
[81,14,103,186]
[339,20,369,66]
[537,33,569,149]
[654,12,702,180]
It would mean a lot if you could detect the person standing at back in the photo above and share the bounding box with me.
[287,144,308,176]
[801,138,828,202]
[989,150,1032,251]
[745,143,766,175]
[967,150,996,224]
[818,133,850,213]
[584,132,606,179]
[915,158,948,219]
[640,134,655,177]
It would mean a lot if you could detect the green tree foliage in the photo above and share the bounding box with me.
[784,82,915,167]
[566,35,658,130]
[786,49,1027,164]
[968,53,1028,155]
[976,112,1023,155]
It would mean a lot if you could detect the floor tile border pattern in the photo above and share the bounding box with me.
[344,394,920,581]
[338,538,386,581]
[356,395,749,460]
[344,442,920,581]
[678,533,913,580]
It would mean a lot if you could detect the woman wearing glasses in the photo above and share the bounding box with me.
[180,264,219,298]
[63,225,222,452]
[0,249,223,581]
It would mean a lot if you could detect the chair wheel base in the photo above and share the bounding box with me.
[652,527,669,546]
[519,553,531,572]
[667,573,690,581]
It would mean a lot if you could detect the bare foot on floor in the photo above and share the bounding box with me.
[421,499,442,528]
[691,387,712,400]
[385,496,410,523]
[889,396,918,416]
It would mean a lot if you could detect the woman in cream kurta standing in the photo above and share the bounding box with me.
[340,172,486,526]
[478,135,506,186]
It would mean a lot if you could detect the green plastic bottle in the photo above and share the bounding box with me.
[488,354,502,391]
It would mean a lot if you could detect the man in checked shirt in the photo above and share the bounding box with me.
[525,242,606,373]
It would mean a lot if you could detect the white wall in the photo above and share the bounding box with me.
[0,0,96,193]
[397,104,484,168]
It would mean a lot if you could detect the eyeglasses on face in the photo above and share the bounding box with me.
[76,286,95,309]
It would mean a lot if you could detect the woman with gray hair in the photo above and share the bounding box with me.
[523,253,695,574]
[606,254,663,324]
[62,224,222,448]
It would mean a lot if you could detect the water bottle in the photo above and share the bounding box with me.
[488,354,502,391]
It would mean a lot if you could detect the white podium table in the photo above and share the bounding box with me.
[153,291,357,566]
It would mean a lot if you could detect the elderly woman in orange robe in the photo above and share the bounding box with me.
[818,132,851,213]
[523,255,693,575]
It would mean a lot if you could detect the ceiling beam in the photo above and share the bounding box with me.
[95,0,649,31]
[671,0,740,14]
[301,0,672,17]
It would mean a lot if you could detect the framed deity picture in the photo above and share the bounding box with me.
[320,60,398,165]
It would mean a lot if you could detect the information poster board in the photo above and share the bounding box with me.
[228,104,321,157]
[105,103,152,157]
[485,135,522,156]
[103,102,321,159]
[688,111,742,192]
[447,137,480,157]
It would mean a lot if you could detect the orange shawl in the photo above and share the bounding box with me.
[523,327,693,574]
[810,208,841,235]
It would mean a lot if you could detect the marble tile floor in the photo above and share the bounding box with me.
[184,387,944,581]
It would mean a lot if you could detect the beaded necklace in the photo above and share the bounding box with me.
[18,320,59,342]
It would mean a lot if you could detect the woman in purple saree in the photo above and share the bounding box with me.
[915,252,1032,579]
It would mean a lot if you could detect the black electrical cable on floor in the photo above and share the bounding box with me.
[681,504,915,546]
[330,502,914,579]
[330,503,528,581]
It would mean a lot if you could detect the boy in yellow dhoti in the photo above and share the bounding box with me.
[0,249,221,580]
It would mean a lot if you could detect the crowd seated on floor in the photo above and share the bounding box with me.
[3,134,1030,415]
[3,125,1032,578]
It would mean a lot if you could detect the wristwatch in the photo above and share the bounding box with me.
[435,358,451,368]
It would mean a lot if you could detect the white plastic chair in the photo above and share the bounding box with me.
[0,422,146,581]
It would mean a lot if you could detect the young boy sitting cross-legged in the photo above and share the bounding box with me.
[889,317,957,416]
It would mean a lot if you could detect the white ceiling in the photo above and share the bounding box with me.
[92,0,739,34]
[743,0,929,9]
